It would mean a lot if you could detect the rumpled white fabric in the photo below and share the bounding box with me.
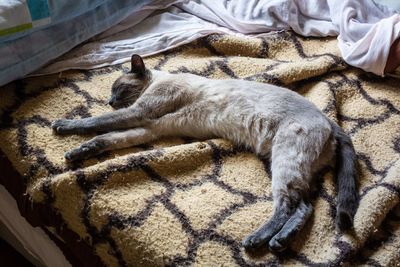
[35,0,400,77]
[35,6,238,75]
[178,0,400,75]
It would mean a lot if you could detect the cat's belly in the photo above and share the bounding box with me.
[176,114,274,154]
[150,113,217,140]
[152,107,277,154]
[213,121,274,155]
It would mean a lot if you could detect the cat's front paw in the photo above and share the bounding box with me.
[65,141,105,161]
[52,119,75,135]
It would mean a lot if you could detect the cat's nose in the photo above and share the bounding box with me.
[108,99,114,106]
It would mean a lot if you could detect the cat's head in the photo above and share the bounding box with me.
[109,55,151,109]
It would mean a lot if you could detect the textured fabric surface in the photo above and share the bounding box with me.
[0,32,399,266]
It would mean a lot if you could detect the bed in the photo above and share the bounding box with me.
[1,31,400,266]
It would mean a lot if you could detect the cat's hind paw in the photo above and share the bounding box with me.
[52,119,75,135]
[268,235,287,252]
[242,232,268,250]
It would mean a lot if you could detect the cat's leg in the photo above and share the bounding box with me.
[265,134,334,251]
[268,201,313,252]
[242,168,306,251]
[243,123,326,251]
[242,196,297,250]
[52,91,186,135]
[52,108,146,135]
[65,127,158,161]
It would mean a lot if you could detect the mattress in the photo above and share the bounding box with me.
[1,32,400,266]
[0,184,70,267]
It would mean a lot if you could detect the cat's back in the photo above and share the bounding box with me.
[155,71,299,102]
[154,71,326,123]
[187,75,320,115]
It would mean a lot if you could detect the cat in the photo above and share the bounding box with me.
[52,54,358,252]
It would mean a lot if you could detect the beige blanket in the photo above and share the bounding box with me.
[0,32,399,266]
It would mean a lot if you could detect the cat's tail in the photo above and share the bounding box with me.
[330,120,358,231]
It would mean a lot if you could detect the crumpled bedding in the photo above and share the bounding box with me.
[0,32,399,266]
[33,0,400,80]
[178,0,400,76]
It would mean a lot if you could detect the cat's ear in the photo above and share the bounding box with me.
[130,54,146,76]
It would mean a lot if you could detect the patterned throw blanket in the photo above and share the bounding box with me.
[0,32,399,266]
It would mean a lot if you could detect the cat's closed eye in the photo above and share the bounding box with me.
[116,90,130,100]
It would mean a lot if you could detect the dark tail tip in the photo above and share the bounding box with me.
[329,119,358,232]
[336,208,353,231]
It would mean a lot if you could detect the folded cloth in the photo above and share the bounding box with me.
[0,0,179,87]
[34,6,238,75]
[0,0,51,39]
[0,0,114,42]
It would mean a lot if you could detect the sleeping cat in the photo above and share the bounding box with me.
[52,55,358,252]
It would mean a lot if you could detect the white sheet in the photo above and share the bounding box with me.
[34,6,238,75]
[0,185,71,267]
[34,0,400,77]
